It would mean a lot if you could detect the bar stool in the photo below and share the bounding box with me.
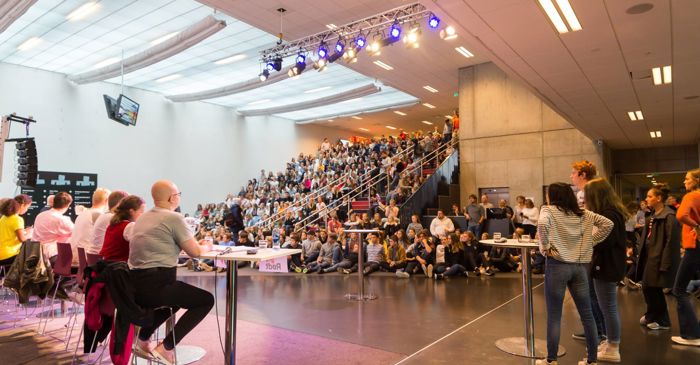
[132,307,178,365]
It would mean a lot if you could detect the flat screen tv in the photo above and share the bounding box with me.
[115,94,139,126]
[102,94,118,120]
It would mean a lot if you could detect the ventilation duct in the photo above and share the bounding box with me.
[238,84,381,116]
[295,100,420,124]
[0,0,38,33]
[68,15,226,84]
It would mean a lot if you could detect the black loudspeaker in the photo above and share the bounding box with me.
[16,138,37,187]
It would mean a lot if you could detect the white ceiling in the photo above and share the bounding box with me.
[2,1,694,147]
[199,0,486,134]
[0,0,425,135]
[426,0,700,149]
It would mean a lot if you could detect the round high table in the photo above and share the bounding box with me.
[343,229,380,301]
[480,239,565,359]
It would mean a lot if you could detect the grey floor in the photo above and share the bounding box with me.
[180,269,700,365]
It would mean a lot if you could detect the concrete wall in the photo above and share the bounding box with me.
[0,62,360,214]
[458,63,604,207]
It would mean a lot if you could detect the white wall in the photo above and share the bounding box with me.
[0,62,356,213]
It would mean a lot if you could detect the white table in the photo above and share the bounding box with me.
[480,239,565,359]
[199,246,301,365]
[343,229,380,301]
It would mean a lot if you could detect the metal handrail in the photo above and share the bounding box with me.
[289,138,457,233]
[253,141,417,230]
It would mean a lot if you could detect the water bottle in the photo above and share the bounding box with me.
[272,226,280,244]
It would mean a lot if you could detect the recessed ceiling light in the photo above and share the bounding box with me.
[373,60,394,70]
[151,32,179,46]
[455,46,474,58]
[394,111,407,116]
[651,65,671,85]
[423,85,438,93]
[423,103,436,109]
[18,37,42,51]
[67,2,101,21]
[538,0,582,33]
[304,86,332,94]
[352,116,363,120]
[650,130,662,138]
[386,126,397,130]
[214,54,246,65]
[246,99,271,106]
[92,57,119,69]
[627,110,643,121]
[156,74,182,83]
[422,120,433,125]
[359,127,369,131]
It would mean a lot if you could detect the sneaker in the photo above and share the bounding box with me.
[426,264,433,278]
[151,343,175,365]
[133,339,155,359]
[302,267,309,274]
[577,359,597,365]
[535,360,558,365]
[337,267,345,273]
[597,341,621,363]
[342,269,352,274]
[646,322,670,330]
[294,266,302,273]
[639,315,648,326]
[572,332,586,340]
[434,273,444,280]
[199,262,214,272]
[396,271,410,278]
[462,271,470,278]
[185,259,193,271]
[421,264,428,276]
[671,336,700,346]
[485,268,495,276]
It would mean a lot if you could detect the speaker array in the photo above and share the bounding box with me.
[16,138,37,187]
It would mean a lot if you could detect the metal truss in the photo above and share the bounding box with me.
[260,2,431,62]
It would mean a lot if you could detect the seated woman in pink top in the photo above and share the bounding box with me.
[100,196,145,262]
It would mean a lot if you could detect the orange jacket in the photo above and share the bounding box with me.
[676,191,700,249]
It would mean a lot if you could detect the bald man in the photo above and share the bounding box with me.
[128,180,214,364]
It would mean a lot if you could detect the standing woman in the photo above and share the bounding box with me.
[100,196,145,262]
[637,184,681,331]
[0,195,33,266]
[521,198,539,238]
[671,169,700,346]
[536,182,613,365]
[584,178,630,362]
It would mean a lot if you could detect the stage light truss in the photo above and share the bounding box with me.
[259,2,431,63]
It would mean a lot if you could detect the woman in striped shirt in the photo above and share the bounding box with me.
[536,182,613,365]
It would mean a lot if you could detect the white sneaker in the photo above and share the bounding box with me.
[597,342,621,363]
[426,264,433,278]
[646,322,670,330]
[535,360,558,365]
[671,336,700,346]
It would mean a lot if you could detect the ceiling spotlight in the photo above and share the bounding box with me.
[369,40,381,56]
[355,35,366,49]
[318,43,328,58]
[267,57,282,72]
[259,69,269,82]
[390,22,401,39]
[403,28,421,48]
[428,14,440,29]
[335,40,345,54]
[295,53,306,64]
[440,26,457,40]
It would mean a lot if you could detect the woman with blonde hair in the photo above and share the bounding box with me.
[671,168,700,347]
[584,178,630,362]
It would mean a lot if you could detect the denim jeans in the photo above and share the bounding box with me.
[593,279,621,343]
[332,246,343,264]
[588,272,607,338]
[672,247,700,339]
[467,224,481,241]
[545,258,598,362]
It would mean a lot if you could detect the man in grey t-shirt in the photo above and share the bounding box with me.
[465,194,484,239]
[128,180,214,364]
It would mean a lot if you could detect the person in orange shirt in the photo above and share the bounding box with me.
[671,168,700,347]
